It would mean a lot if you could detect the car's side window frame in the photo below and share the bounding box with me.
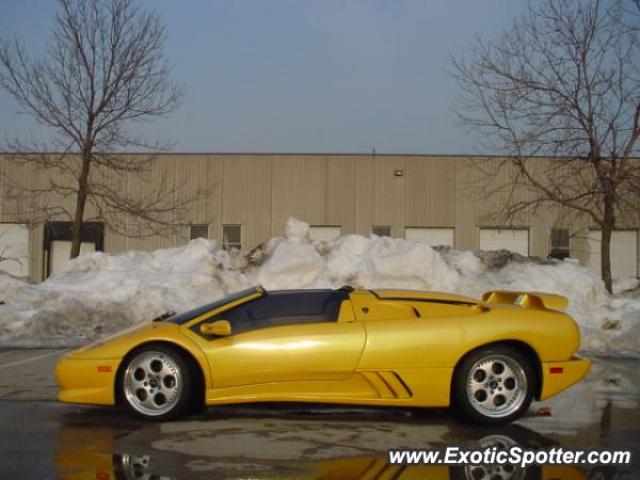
[186,296,258,336]
[174,287,263,327]
[191,290,348,340]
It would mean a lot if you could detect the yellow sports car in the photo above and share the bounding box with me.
[56,286,591,423]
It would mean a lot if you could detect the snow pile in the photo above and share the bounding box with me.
[0,217,639,357]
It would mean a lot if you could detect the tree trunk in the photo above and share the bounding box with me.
[69,153,91,259]
[600,197,616,294]
[600,225,613,294]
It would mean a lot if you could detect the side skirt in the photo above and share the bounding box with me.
[205,368,453,408]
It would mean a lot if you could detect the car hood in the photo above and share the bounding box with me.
[67,322,184,359]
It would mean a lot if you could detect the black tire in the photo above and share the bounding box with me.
[451,345,535,425]
[118,344,193,421]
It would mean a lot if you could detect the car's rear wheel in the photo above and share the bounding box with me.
[452,345,534,424]
[120,345,192,421]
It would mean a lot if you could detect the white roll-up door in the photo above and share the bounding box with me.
[479,229,529,256]
[0,223,30,278]
[50,240,96,275]
[405,227,454,247]
[308,226,341,242]
[587,230,638,279]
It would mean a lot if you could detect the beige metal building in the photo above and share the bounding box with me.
[0,153,638,282]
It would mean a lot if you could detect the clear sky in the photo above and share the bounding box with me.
[0,0,528,154]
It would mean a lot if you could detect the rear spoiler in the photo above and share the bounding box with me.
[481,291,569,311]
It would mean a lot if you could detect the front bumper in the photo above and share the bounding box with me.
[56,352,121,405]
[539,355,591,401]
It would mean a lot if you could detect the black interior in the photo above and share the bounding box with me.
[195,289,348,339]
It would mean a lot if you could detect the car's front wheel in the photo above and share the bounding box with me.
[452,345,534,424]
[120,345,193,421]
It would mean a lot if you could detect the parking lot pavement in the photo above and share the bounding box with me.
[0,348,64,401]
[0,348,638,479]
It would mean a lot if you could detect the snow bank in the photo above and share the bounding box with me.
[0,218,638,357]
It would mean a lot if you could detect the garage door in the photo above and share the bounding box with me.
[308,226,341,242]
[587,230,638,279]
[405,227,454,247]
[0,223,30,278]
[50,240,96,275]
[479,229,529,256]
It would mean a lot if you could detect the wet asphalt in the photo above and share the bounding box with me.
[0,349,638,479]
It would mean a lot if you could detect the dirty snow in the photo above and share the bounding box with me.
[0,217,638,357]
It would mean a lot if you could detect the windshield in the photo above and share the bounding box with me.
[167,286,263,325]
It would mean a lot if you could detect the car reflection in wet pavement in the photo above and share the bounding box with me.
[55,410,590,480]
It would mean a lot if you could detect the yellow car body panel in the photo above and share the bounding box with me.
[184,321,366,387]
[56,289,267,405]
[56,356,120,405]
[56,322,211,405]
[56,286,590,413]
[540,356,592,400]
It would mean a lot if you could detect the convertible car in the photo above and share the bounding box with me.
[56,286,590,423]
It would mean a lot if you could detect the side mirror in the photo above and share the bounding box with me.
[200,319,232,336]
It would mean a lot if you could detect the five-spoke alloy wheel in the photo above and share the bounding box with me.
[120,345,193,421]
[452,345,534,424]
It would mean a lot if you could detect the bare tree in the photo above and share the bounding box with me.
[452,0,640,293]
[0,0,196,258]
[0,233,24,276]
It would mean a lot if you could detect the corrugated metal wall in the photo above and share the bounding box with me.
[0,153,636,281]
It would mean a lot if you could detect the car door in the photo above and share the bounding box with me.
[186,290,366,388]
